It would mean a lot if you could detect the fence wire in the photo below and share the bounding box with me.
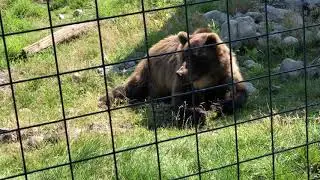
[0,0,319,179]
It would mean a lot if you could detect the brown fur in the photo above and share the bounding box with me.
[99,28,247,124]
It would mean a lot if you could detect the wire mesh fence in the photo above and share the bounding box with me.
[0,0,320,179]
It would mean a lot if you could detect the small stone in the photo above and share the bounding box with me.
[97,66,113,76]
[88,122,107,133]
[71,128,82,140]
[124,61,136,69]
[19,108,32,114]
[97,68,104,75]
[73,9,83,17]
[0,70,8,85]
[125,66,135,73]
[243,82,256,95]
[0,129,17,143]
[44,132,61,144]
[282,36,299,46]
[27,135,44,148]
[271,85,281,93]
[243,60,255,68]
[272,66,280,73]
[58,14,65,20]
[72,72,81,83]
[269,33,282,43]
[243,60,262,69]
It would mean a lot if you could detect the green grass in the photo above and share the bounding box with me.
[0,0,320,179]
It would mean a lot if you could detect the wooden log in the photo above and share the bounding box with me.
[22,21,97,57]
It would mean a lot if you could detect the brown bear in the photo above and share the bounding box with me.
[99,28,247,125]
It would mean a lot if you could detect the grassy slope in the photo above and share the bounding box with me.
[0,0,320,179]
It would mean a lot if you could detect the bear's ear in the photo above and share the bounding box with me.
[178,31,188,46]
[205,33,220,45]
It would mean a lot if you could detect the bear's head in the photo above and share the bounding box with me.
[176,28,231,89]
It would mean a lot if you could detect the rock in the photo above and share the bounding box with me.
[97,68,104,76]
[256,22,285,34]
[88,122,108,133]
[271,85,281,93]
[273,23,286,32]
[264,5,302,28]
[257,33,282,47]
[307,67,320,78]
[279,58,304,80]
[97,67,112,76]
[234,12,244,18]
[124,61,136,69]
[27,135,44,148]
[317,31,320,41]
[246,12,264,23]
[221,19,238,41]
[203,10,227,26]
[125,66,135,73]
[285,12,303,28]
[236,16,257,38]
[58,14,65,20]
[0,129,17,143]
[283,0,318,12]
[243,82,256,95]
[257,38,266,47]
[282,36,299,46]
[72,72,81,83]
[44,132,61,144]
[71,128,82,140]
[73,9,83,17]
[308,57,320,78]
[0,71,7,85]
[243,60,262,69]
[269,33,282,43]
[272,66,280,73]
[265,5,292,21]
[220,16,257,47]
[243,60,255,68]
[256,22,265,34]
[265,5,289,22]
[19,108,31,114]
[305,30,315,44]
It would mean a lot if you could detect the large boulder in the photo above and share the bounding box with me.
[221,16,257,39]
[236,16,257,38]
[203,10,228,26]
[246,11,264,23]
[279,58,304,80]
[221,19,238,41]
[264,5,303,28]
[265,5,289,22]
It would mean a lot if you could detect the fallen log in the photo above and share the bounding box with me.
[22,21,97,57]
